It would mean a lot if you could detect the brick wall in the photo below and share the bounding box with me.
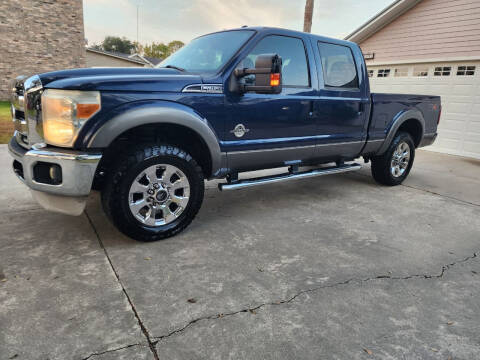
[0,0,86,100]
[0,120,13,136]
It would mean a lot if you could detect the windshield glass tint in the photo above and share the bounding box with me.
[157,30,254,73]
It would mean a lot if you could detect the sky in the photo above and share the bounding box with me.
[83,0,394,46]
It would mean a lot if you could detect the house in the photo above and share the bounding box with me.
[129,54,163,67]
[86,48,162,68]
[346,0,480,159]
[0,0,85,100]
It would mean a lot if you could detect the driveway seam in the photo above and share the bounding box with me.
[154,251,477,342]
[350,171,480,207]
[85,211,160,360]
[400,183,480,207]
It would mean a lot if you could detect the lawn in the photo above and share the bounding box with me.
[0,101,13,144]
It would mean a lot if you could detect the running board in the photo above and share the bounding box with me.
[218,163,362,191]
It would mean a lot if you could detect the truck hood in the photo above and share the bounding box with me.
[39,67,203,93]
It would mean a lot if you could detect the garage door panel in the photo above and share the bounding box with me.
[447,94,476,103]
[428,84,452,95]
[466,121,480,133]
[462,141,480,154]
[368,62,480,159]
[447,102,473,113]
[438,128,464,138]
[406,85,429,93]
[440,119,467,131]
[431,137,460,151]
[463,126,480,139]
[453,84,476,95]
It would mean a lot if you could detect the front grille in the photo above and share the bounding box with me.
[11,75,44,148]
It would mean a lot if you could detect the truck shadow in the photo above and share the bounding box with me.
[84,172,379,247]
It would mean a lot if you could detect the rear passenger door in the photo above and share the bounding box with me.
[314,41,368,160]
[224,34,318,172]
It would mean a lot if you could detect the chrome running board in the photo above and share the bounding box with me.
[218,163,362,191]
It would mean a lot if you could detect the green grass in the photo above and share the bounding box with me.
[0,101,10,118]
[0,101,12,144]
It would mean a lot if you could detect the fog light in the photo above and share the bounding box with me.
[33,162,62,185]
[49,164,62,184]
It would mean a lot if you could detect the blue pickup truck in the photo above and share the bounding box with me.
[8,27,440,241]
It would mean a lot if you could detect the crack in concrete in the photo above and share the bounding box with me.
[154,252,478,343]
[85,211,160,360]
[82,343,145,360]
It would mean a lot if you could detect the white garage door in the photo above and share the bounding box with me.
[368,61,480,159]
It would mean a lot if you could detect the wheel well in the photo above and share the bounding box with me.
[93,123,212,189]
[397,119,422,147]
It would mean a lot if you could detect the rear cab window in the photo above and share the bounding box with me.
[237,34,311,88]
[317,42,359,89]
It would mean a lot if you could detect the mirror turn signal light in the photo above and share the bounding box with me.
[270,73,280,87]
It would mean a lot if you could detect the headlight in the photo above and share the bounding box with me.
[42,89,101,147]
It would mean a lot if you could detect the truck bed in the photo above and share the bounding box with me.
[369,93,441,143]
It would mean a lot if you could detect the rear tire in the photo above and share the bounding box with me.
[101,144,204,241]
[371,131,415,186]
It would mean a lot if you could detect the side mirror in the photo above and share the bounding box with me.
[230,54,282,94]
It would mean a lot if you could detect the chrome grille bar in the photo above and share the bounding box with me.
[11,75,44,148]
[23,75,44,146]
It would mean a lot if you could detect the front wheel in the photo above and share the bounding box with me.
[371,132,415,186]
[102,144,204,241]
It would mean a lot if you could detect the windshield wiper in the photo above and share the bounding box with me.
[163,65,186,72]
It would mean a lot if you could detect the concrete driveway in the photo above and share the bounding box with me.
[1,144,479,360]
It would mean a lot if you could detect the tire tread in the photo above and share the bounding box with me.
[101,143,204,241]
[371,131,415,186]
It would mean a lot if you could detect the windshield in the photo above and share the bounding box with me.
[157,30,254,74]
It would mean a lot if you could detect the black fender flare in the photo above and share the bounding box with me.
[87,101,224,177]
[376,109,425,155]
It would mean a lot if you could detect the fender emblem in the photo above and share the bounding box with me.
[231,124,250,138]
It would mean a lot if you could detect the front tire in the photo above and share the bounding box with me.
[371,132,415,186]
[102,144,204,241]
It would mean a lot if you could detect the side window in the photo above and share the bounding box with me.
[238,35,310,87]
[317,42,359,89]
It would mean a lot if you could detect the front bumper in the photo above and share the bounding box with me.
[8,133,102,215]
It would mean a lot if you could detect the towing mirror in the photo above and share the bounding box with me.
[230,54,282,94]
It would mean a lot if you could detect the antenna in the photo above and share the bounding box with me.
[136,4,139,45]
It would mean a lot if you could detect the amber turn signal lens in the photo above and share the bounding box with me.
[270,73,280,86]
[76,103,100,119]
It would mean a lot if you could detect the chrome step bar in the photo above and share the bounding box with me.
[218,163,362,191]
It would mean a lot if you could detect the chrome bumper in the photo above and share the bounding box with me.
[8,133,102,215]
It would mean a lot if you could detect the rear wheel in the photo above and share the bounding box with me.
[102,144,204,241]
[371,132,415,186]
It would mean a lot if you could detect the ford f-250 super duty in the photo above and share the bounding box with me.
[8,27,440,241]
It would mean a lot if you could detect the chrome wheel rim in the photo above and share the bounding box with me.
[128,164,190,226]
[391,142,411,178]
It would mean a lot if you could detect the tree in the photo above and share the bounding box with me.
[144,40,184,59]
[303,0,314,33]
[101,36,136,54]
[93,36,185,59]
[144,42,169,59]
[167,40,184,54]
